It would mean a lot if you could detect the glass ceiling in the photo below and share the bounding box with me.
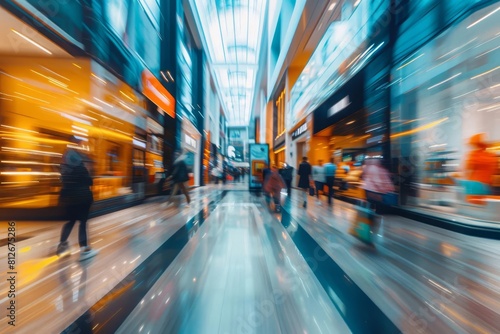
[190,0,267,126]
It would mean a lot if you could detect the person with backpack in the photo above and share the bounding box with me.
[56,148,98,261]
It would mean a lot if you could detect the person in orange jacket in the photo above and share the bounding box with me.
[465,133,497,194]
[264,165,286,212]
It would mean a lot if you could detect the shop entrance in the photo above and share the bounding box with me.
[296,141,306,169]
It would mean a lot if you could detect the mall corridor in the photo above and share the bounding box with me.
[1,186,500,334]
[1,0,500,333]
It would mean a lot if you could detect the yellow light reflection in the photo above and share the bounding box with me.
[19,246,31,253]
[11,29,52,55]
[120,90,135,102]
[1,172,60,176]
[440,304,491,334]
[1,132,70,145]
[15,255,59,288]
[390,117,449,139]
[91,73,107,85]
[2,146,62,157]
[1,161,59,166]
[1,124,38,134]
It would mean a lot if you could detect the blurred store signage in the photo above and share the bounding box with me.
[367,134,384,144]
[141,69,175,118]
[291,122,307,140]
[249,144,269,190]
[228,144,244,162]
[185,134,197,149]
[328,95,351,117]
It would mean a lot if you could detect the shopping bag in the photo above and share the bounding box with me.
[349,201,376,244]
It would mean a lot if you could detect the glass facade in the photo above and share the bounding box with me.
[103,0,161,74]
[290,0,372,126]
[0,58,148,209]
[391,3,500,222]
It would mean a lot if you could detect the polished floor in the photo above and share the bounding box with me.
[1,186,499,334]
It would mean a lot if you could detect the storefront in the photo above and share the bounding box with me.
[391,3,500,224]
[313,68,391,200]
[288,118,310,171]
[181,118,202,186]
[0,55,148,211]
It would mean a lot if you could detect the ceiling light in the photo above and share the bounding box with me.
[120,90,135,102]
[11,29,52,55]
[91,73,107,85]
[354,0,361,7]
[346,121,355,125]
[467,6,500,29]
[119,101,136,113]
[328,2,337,11]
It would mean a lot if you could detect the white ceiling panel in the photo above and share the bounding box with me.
[190,0,267,126]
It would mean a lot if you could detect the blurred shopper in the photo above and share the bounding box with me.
[222,160,228,184]
[312,160,325,205]
[241,168,246,182]
[57,149,98,261]
[167,151,191,206]
[362,158,396,213]
[363,158,395,194]
[235,168,241,183]
[350,158,395,244]
[211,166,220,184]
[297,157,312,208]
[279,162,294,197]
[323,158,337,206]
[264,165,286,212]
[262,164,272,205]
[465,133,497,194]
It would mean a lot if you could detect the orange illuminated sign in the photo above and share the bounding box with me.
[141,69,175,118]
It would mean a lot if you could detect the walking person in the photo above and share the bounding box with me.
[262,163,272,205]
[264,165,286,212]
[56,149,98,261]
[312,160,325,205]
[167,151,191,206]
[323,157,337,206]
[297,157,312,208]
[279,162,294,197]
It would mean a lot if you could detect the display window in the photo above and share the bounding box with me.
[0,57,145,208]
[274,148,285,168]
[391,3,500,223]
[181,119,201,186]
[313,108,374,200]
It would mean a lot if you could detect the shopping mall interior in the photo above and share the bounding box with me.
[0,0,499,333]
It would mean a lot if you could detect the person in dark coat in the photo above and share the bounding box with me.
[297,156,312,208]
[167,151,191,205]
[279,162,294,197]
[56,149,98,261]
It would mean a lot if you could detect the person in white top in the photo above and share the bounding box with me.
[312,160,326,204]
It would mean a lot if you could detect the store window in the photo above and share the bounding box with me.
[276,89,286,138]
[391,3,500,223]
[274,149,285,168]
